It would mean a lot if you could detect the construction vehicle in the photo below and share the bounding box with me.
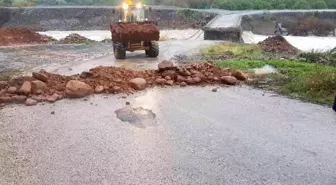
[110,0,160,59]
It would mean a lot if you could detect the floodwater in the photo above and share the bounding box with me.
[38,29,202,41]
[242,31,336,52]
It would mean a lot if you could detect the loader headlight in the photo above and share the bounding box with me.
[136,3,142,9]
[122,3,129,9]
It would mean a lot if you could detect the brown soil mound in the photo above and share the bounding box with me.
[259,35,298,55]
[0,28,55,46]
[58,33,94,44]
[110,23,160,42]
[0,62,248,107]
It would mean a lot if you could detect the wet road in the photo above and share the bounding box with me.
[1,86,336,185]
[46,39,215,75]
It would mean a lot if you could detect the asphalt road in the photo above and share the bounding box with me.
[1,86,336,185]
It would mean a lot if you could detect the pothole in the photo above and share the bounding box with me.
[115,106,156,128]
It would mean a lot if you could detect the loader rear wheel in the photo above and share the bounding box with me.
[113,43,126,59]
[146,41,159,58]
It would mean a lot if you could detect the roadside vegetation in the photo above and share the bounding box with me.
[202,43,336,105]
[1,0,336,9]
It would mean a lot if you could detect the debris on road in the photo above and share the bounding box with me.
[259,35,298,55]
[0,28,55,46]
[58,33,94,44]
[0,61,248,106]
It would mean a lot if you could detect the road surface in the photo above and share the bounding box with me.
[1,86,336,185]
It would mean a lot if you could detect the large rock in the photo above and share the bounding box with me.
[65,80,94,98]
[26,98,37,106]
[32,72,48,82]
[232,70,248,81]
[31,80,48,94]
[221,76,238,85]
[158,60,174,71]
[129,78,147,90]
[18,81,31,95]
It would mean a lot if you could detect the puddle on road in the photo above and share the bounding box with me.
[115,106,156,128]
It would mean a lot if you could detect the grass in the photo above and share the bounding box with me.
[201,43,265,59]
[216,60,336,105]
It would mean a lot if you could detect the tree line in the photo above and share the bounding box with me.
[1,0,336,9]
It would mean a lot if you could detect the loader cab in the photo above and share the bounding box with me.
[117,3,147,23]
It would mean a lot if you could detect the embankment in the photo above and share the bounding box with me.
[0,7,215,31]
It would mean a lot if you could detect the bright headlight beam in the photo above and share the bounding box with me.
[136,3,142,9]
[122,3,129,9]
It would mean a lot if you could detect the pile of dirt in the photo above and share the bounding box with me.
[259,35,298,55]
[58,33,94,44]
[0,61,248,107]
[0,28,55,46]
[110,23,160,42]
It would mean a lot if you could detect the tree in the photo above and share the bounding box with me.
[2,0,12,6]
[311,0,328,9]
[293,0,311,9]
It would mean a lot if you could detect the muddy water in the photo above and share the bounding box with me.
[38,29,202,41]
[115,105,157,129]
[242,31,336,52]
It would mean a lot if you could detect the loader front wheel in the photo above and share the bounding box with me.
[113,43,126,59]
[146,41,159,58]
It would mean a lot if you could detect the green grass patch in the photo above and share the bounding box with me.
[216,59,336,105]
[201,43,264,58]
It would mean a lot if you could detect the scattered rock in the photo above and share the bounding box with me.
[232,70,248,81]
[31,80,48,94]
[122,96,127,99]
[214,77,219,81]
[212,88,218,92]
[129,78,147,90]
[95,85,104,93]
[32,72,48,82]
[193,77,202,84]
[65,80,94,98]
[176,75,187,83]
[25,98,37,106]
[158,60,174,71]
[112,86,121,92]
[80,71,93,78]
[51,111,55,115]
[18,81,31,95]
[165,76,172,80]
[0,81,8,89]
[0,96,12,103]
[47,93,59,103]
[12,95,27,103]
[166,80,174,85]
[155,78,166,85]
[83,98,89,101]
[186,77,195,84]
[162,70,177,79]
[221,76,238,85]
[7,86,17,94]
[126,102,130,105]
[0,103,6,107]
[180,82,187,87]
[32,95,43,102]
